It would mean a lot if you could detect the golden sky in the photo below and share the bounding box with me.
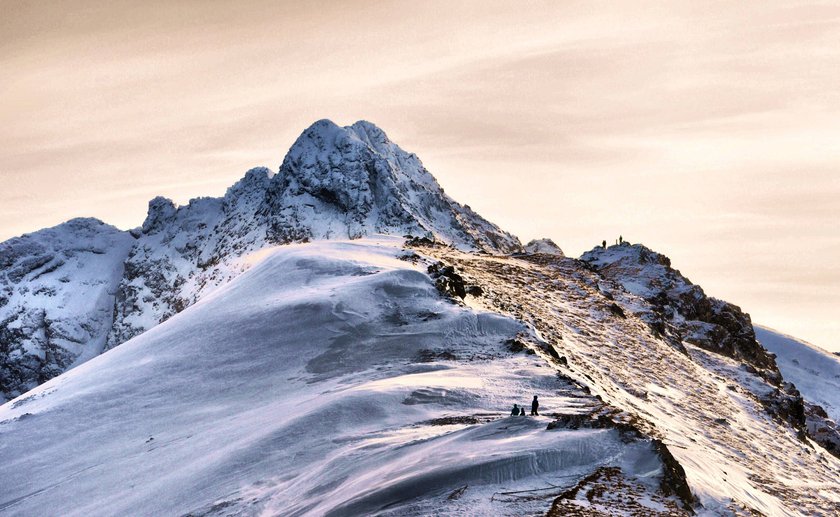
[2,1,839,351]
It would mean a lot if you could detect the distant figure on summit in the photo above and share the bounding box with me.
[602,240,607,249]
[511,404,520,416]
[619,235,623,245]
[531,395,539,416]
[519,407,526,416]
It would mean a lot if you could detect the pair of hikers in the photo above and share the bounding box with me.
[510,396,539,416]
[601,235,624,249]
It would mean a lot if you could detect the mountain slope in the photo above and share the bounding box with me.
[0,239,683,516]
[417,242,840,515]
[754,326,840,455]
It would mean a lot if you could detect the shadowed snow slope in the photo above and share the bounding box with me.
[0,239,675,516]
[755,325,840,423]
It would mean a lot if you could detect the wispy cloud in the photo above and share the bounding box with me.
[1,0,838,350]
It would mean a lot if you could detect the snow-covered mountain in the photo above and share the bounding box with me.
[2,121,839,515]
[0,219,134,400]
[109,119,519,349]
[0,120,519,402]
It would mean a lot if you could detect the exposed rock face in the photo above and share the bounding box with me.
[1,120,520,399]
[0,218,134,402]
[523,238,564,256]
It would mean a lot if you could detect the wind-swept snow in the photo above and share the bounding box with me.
[0,239,677,516]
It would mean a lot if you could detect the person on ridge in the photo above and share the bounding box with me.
[511,404,520,416]
[531,395,539,416]
[519,407,526,416]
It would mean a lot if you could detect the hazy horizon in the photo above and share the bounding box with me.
[2,1,838,352]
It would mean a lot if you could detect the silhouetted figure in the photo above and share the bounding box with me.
[619,235,623,245]
[531,395,539,416]
[602,240,606,249]
[511,404,520,416]
[519,407,526,416]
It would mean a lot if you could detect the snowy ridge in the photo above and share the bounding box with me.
[755,326,840,455]
[0,240,683,516]
[581,243,840,460]
[755,326,840,423]
[581,243,776,372]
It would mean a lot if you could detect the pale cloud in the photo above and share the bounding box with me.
[1,0,838,351]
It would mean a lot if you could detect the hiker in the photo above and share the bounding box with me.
[531,395,539,416]
[602,240,606,249]
[519,407,526,416]
[619,235,623,245]
[511,404,520,416]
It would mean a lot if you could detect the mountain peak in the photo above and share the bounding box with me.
[141,196,177,234]
[268,119,520,252]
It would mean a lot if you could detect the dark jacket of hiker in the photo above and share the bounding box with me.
[531,396,539,416]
